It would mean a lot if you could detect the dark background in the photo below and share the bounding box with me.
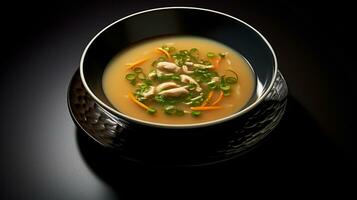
[0,0,348,199]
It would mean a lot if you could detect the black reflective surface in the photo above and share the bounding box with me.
[0,0,347,199]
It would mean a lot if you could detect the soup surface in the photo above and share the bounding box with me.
[103,36,255,125]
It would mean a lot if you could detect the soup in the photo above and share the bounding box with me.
[103,36,255,125]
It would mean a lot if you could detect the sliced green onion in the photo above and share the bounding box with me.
[130,80,136,86]
[180,50,189,55]
[152,60,159,67]
[220,84,231,91]
[203,73,210,78]
[167,99,180,105]
[190,48,198,53]
[206,72,216,78]
[161,45,169,51]
[125,73,136,81]
[225,77,237,84]
[219,52,226,58]
[208,82,217,89]
[139,85,147,90]
[133,67,143,73]
[154,95,166,104]
[203,60,212,65]
[169,46,176,53]
[187,83,197,91]
[143,79,153,85]
[175,59,184,67]
[189,48,199,56]
[172,53,180,59]
[201,76,211,83]
[137,72,146,80]
[195,68,206,74]
[171,74,180,81]
[164,105,176,115]
[158,56,166,62]
[191,111,201,117]
[191,100,202,107]
[226,69,239,81]
[147,108,157,115]
[138,96,147,101]
[207,52,216,58]
[126,47,238,118]
[175,109,185,116]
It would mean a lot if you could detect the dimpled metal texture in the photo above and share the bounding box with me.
[68,71,128,149]
[68,70,287,165]
[218,71,288,158]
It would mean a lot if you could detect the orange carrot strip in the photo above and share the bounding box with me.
[211,57,221,68]
[126,57,150,69]
[201,91,214,106]
[128,92,149,110]
[190,106,222,111]
[156,48,172,61]
[211,90,224,106]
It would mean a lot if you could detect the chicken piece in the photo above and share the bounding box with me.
[180,74,202,92]
[156,69,164,77]
[156,69,174,77]
[148,71,157,80]
[182,65,194,74]
[155,82,180,92]
[142,86,155,99]
[158,86,189,97]
[185,62,194,66]
[156,62,181,73]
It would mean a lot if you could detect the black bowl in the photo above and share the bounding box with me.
[77,7,287,165]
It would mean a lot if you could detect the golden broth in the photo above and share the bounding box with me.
[103,36,255,124]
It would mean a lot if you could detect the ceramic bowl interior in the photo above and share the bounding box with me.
[80,7,277,128]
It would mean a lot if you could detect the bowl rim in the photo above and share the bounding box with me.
[80,6,278,129]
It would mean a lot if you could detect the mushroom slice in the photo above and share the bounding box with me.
[158,86,189,97]
[155,82,180,92]
[156,62,181,73]
[180,74,202,92]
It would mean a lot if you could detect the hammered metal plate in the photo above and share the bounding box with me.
[68,70,287,166]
